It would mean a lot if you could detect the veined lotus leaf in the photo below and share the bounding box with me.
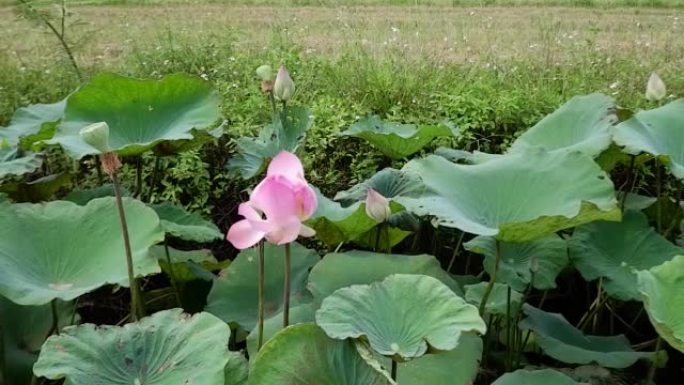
[508,93,616,157]
[307,250,463,307]
[33,309,247,385]
[0,297,77,385]
[246,302,315,358]
[248,323,395,385]
[306,187,401,247]
[339,115,458,159]
[150,246,218,282]
[0,197,164,305]
[352,225,412,251]
[464,235,569,291]
[0,148,42,179]
[333,168,425,205]
[492,369,584,385]
[315,274,486,359]
[151,202,222,243]
[64,184,128,205]
[623,193,657,211]
[637,255,684,353]
[396,150,620,242]
[519,304,653,368]
[376,333,482,385]
[569,210,683,301]
[47,72,220,159]
[464,282,523,316]
[0,172,72,203]
[613,99,684,179]
[205,242,319,330]
[228,106,312,179]
[0,97,65,148]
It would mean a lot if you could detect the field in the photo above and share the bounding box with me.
[1,1,684,385]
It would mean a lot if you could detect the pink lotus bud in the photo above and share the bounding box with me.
[645,72,666,102]
[273,65,295,101]
[365,188,391,223]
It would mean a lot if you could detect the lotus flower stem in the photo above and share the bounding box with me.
[646,337,662,384]
[478,240,502,315]
[163,239,182,307]
[112,173,144,322]
[283,243,291,328]
[391,360,398,381]
[257,240,266,350]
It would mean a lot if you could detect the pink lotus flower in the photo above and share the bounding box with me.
[227,151,317,249]
[365,188,391,223]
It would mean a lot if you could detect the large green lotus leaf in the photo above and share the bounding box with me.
[315,274,486,359]
[0,172,72,203]
[464,235,569,291]
[0,297,77,385]
[0,197,164,305]
[397,150,620,242]
[508,93,616,157]
[47,72,220,159]
[246,302,315,358]
[248,323,394,385]
[569,210,683,301]
[0,148,42,179]
[0,98,65,148]
[308,250,463,307]
[637,255,684,353]
[379,333,482,385]
[519,304,653,368]
[306,188,381,246]
[464,282,523,316]
[340,115,458,159]
[205,242,319,330]
[492,369,583,385]
[228,106,312,179]
[614,99,684,179]
[333,168,425,204]
[151,202,222,243]
[33,309,247,385]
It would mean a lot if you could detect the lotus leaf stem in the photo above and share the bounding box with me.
[163,239,182,307]
[646,337,662,384]
[391,360,398,382]
[478,240,502,315]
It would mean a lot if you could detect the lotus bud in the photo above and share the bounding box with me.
[256,64,273,81]
[273,64,295,101]
[645,72,666,102]
[365,188,391,223]
[79,122,110,153]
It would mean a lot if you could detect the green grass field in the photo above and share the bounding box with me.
[1,0,683,200]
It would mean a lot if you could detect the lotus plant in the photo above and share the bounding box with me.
[365,188,392,252]
[227,150,317,349]
[645,72,666,102]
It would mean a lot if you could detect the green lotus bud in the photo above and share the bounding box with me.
[645,72,666,102]
[273,64,295,101]
[256,64,273,81]
[79,122,110,153]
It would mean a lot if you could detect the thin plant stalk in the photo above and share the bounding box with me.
[620,155,636,210]
[134,156,143,198]
[111,173,143,322]
[49,299,60,336]
[163,239,182,307]
[283,243,291,328]
[257,241,266,351]
[147,156,162,202]
[646,337,662,385]
[446,231,466,273]
[505,285,512,371]
[391,360,398,382]
[479,240,502,315]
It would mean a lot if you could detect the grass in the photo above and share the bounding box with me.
[2,0,683,6]
[0,1,683,209]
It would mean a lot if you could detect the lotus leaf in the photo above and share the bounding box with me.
[492,369,584,385]
[151,202,222,243]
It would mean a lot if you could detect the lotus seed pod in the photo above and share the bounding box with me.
[256,64,273,81]
[79,122,110,153]
[645,72,666,102]
[365,188,391,223]
[273,65,295,101]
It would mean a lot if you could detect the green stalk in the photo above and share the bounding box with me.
[391,360,398,382]
[49,300,60,336]
[257,241,266,350]
[446,231,466,273]
[656,161,663,233]
[163,239,182,307]
[283,243,291,328]
[479,240,502,315]
[505,285,512,371]
[645,337,662,385]
[112,173,143,322]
